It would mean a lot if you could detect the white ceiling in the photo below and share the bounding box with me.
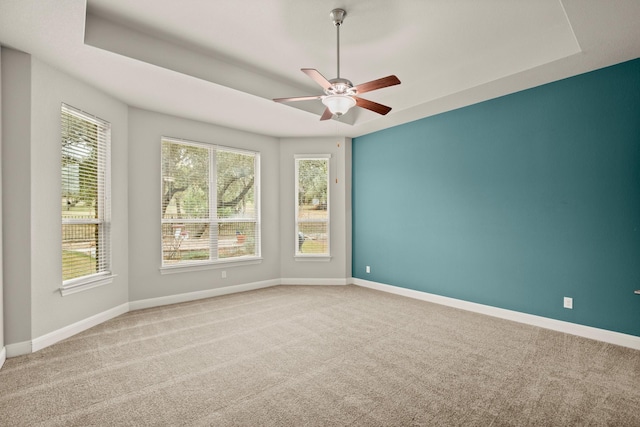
[1,0,639,138]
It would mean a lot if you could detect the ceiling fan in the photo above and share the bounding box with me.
[273,8,401,120]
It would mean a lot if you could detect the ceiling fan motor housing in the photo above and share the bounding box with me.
[326,78,356,96]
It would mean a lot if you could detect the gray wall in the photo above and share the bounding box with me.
[279,137,352,281]
[2,48,129,342]
[0,46,4,358]
[127,108,281,302]
[2,48,32,344]
[0,50,355,352]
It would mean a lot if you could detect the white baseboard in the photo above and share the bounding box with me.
[32,303,130,353]
[6,340,33,358]
[7,303,131,358]
[280,278,349,286]
[353,278,640,350]
[129,279,280,311]
[0,347,6,369]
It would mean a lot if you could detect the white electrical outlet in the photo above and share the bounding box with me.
[563,297,573,309]
[366,266,371,274]
[222,271,227,279]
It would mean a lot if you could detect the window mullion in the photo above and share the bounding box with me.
[210,146,218,261]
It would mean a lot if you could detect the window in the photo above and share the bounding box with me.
[161,138,260,268]
[61,104,112,294]
[295,155,330,257]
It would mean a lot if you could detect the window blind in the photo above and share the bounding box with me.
[61,104,111,284]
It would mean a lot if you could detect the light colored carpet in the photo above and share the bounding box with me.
[1,285,639,426]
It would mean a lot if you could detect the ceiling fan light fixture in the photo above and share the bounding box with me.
[322,94,356,116]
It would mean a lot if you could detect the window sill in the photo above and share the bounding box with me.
[60,273,116,296]
[160,257,263,275]
[294,255,332,262]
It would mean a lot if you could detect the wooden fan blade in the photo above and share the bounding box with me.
[302,68,332,90]
[354,75,401,95]
[320,107,333,121]
[354,97,392,115]
[273,95,323,103]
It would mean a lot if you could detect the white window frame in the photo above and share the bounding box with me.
[60,103,114,296]
[294,154,331,260]
[160,137,261,273]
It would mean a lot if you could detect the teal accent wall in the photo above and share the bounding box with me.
[353,59,640,336]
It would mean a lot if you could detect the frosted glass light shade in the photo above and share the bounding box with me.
[322,95,356,116]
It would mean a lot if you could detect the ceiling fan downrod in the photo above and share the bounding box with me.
[330,9,346,79]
